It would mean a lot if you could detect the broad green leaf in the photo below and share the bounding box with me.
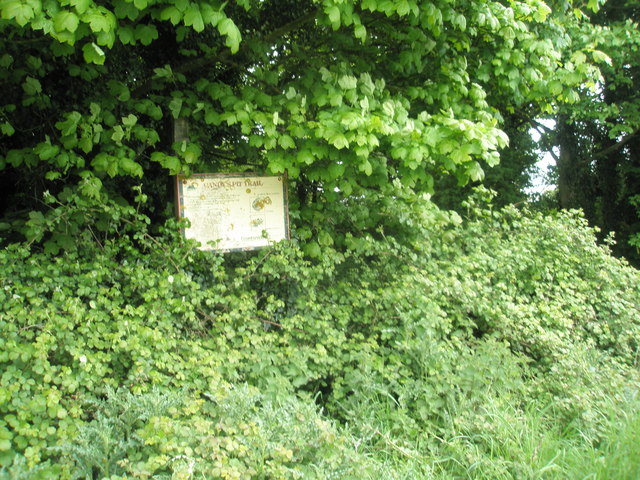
[330,132,349,150]
[218,18,241,53]
[118,25,136,45]
[338,75,357,90]
[328,162,345,179]
[1,122,15,136]
[135,24,159,46]
[1,0,38,26]
[83,8,115,33]
[184,5,204,32]
[160,6,182,25]
[22,77,42,95]
[119,157,143,176]
[70,0,90,15]
[466,161,484,182]
[122,114,137,127]
[326,5,340,30]
[55,111,82,136]
[169,97,183,119]
[82,42,106,65]
[278,135,295,149]
[53,11,79,33]
[34,141,59,161]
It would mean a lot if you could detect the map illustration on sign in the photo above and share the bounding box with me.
[175,173,289,252]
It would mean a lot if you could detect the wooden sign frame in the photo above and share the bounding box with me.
[175,172,290,252]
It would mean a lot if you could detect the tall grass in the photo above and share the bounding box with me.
[424,393,640,479]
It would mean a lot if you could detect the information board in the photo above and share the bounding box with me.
[175,173,289,251]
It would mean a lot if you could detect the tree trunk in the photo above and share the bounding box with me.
[556,114,579,209]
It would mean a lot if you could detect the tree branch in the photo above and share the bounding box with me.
[591,126,640,160]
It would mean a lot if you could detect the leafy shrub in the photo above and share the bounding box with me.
[1,187,639,477]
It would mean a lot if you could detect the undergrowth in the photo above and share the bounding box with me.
[1,188,639,478]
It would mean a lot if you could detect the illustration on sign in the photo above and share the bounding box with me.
[175,173,290,251]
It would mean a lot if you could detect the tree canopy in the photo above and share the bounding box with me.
[0,0,607,251]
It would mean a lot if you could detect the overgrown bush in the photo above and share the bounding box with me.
[1,188,639,478]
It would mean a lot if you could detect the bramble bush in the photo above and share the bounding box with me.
[1,187,639,478]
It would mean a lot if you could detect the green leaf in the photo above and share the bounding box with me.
[329,132,349,150]
[53,10,79,33]
[122,114,138,127]
[151,152,181,174]
[359,160,372,175]
[303,240,322,258]
[111,125,125,143]
[338,75,357,90]
[82,42,106,65]
[56,112,82,136]
[160,6,182,25]
[1,122,15,136]
[297,150,315,165]
[328,162,345,179]
[326,5,340,30]
[217,18,241,53]
[169,98,183,119]
[118,25,135,45]
[83,8,114,33]
[34,141,59,161]
[1,0,38,27]
[119,157,143,177]
[70,0,91,14]
[135,24,158,46]
[184,5,204,32]
[466,161,484,182]
[278,135,295,150]
[22,76,42,95]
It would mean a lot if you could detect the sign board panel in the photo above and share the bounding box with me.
[175,173,289,252]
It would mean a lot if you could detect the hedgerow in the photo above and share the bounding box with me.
[1,188,639,478]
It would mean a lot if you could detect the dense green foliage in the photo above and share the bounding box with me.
[1,189,639,478]
[2,0,640,478]
[536,0,640,265]
[0,0,605,247]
